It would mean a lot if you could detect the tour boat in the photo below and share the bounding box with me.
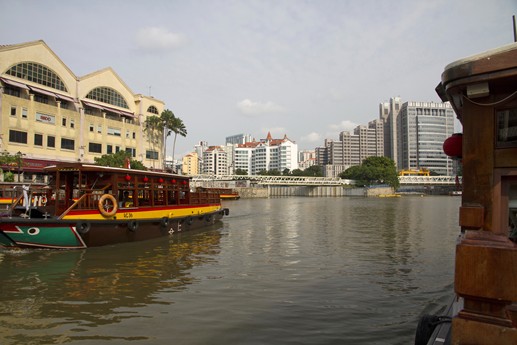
[200,187,240,200]
[415,41,517,344]
[0,163,229,249]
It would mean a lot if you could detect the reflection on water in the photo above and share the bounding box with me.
[0,197,459,345]
[0,224,223,344]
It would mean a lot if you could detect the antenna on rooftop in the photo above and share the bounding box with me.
[513,15,517,43]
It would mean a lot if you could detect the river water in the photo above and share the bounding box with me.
[0,196,460,345]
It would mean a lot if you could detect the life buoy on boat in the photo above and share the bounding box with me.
[98,194,118,217]
[40,196,48,206]
[127,220,139,232]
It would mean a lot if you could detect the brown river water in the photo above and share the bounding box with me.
[0,196,460,345]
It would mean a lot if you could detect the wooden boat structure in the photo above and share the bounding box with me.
[416,41,517,344]
[0,163,229,249]
[196,187,240,200]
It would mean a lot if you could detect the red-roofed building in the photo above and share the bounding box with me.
[234,132,298,175]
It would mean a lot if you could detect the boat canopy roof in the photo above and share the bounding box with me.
[43,163,189,179]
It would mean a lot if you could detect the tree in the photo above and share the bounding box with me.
[0,151,24,182]
[161,109,187,170]
[304,165,323,177]
[339,156,399,189]
[291,165,323,177]
[235,168,248,175]
[144,115,163,168]
[94,151,147,170]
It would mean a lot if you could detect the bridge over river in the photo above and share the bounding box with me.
[191,174,462,186]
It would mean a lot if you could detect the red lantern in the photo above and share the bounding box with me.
[182,180,187,185]
[158,178,164,183]
[143,176,149,183]
[443,133,462,158]
[172,179,176,184]
[124,174,131,181]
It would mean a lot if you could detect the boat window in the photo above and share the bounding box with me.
[496,107,517,148]
[509,182,517,242]
[154,189,165,206]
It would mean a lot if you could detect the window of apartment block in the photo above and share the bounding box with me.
[89,124,94,132]
[146,150,159,160]
[61,138,75,151]
[34,94,48,104]
[9,130,27,144]
[10,106,16,116]
[22,108,27,118]
[97,125,102,134]
[70,119,75,129]
[4,86,20,97]
[62,118,67,127]
[89,142,102,153]
[47,136,55,148]
[107,145,113,154]
[132,132,136,139]
[126,147,136,157]
[107,127,121,136]
[34,134,43,146]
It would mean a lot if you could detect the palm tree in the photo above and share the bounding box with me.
[160,109,187,171]
[144,115,163,168]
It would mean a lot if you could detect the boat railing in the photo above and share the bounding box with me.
[58,194,89,219]
[190,191,221,204]
[51,187,222,216]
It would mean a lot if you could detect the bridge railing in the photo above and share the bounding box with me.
[398,175,462,185]
[190,174,462,186]
[190,174,353,186]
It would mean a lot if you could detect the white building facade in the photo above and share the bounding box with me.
[234,133,298,175]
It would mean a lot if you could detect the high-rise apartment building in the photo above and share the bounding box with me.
[316,120,384,177]
[226,133,252,145]
[182,152,199,175]
[379,97,402,164]
[298,150,316,170]
[202,146,228,175]
[398,101,455,175]
[380,97,455,175]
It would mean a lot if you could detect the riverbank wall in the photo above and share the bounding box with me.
[234,186,394,198]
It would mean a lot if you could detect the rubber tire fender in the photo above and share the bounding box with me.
[77,222,91,234]
[128,220,139,232]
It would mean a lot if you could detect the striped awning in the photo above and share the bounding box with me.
[0,77,29,89]
[81,100,135,117]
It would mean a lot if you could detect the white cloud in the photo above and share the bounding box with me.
[135,27,186,51]
[261,127,286,138]
[329,120,357,132]
[301,132,321,143]
[237,99,285,116]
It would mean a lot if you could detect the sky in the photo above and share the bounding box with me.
[1,0,516,159]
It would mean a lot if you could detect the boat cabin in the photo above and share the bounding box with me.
[437,42,517,344]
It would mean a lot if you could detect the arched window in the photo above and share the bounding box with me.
[86,87,129,109]
[5,62,67,91]
[147,105,159,114]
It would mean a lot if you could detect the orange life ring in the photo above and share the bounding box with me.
[40,196,48,206]
[98,194,118,217]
